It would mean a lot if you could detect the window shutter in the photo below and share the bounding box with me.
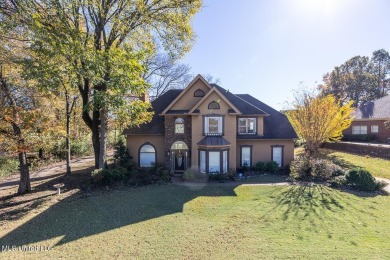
[218,117,222,134]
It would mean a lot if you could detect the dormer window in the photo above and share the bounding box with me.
[208,101,220,110]
[194,89,205,97]
[175,118,185,134]
[204,116,223,136]
[238,118,256,134]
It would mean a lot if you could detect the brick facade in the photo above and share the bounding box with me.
[164,116,192,169]
[343,120,390,143]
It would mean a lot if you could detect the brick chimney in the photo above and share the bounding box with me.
[140,92,149,103]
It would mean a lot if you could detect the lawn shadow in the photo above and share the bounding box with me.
[274,184,345,221]
[0,179,238,248]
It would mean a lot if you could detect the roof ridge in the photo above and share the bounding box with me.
[222,89,268,114]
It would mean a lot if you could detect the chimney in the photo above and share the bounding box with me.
[140,92,149,103]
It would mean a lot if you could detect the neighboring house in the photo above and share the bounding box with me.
[343,95,390,143]
[124,75,297,174]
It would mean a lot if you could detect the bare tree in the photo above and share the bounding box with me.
[143,53,192,99]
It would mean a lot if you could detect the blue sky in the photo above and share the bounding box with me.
[181,0,390,110]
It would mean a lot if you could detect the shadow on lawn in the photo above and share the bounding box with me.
[275,184,345,221]
[0,177,238,247]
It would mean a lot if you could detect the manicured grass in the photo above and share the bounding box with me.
[319,148,390,180]
[1,183,389,259]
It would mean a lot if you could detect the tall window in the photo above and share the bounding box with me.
[199,150,228,174]
[352,125,367,135]
[371,125,379,133]
[204,116,223,135]
[240,146,252,167]
[139,144,156,167]
[272,146,283,167]
[175,118,185,134]
[238,118,256,134]
[200,151,206,173]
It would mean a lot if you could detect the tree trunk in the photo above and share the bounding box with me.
[17,151,31,194]
[98,108,107,169]
[65,93,71,175]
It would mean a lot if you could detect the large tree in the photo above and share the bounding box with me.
[286,91,354,156]
[0,36,61,193]
[319,55,375,107]
[1,0,202,169]
[319,49,390,107]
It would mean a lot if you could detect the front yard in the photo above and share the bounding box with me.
[1,183,389,258]
[0,149,390,259]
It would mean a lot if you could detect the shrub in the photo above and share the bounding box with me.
[92,167,128,185]
[50,137,92,159]
[290,156,345,181]
[114,138,131,167]
[183,168,208,182]
[255,162,266,173]
[227,168,237,180]
[0,157,19,178]
[156,167,171,182]
[345,168,385,191]
[266,161,279,173]
[290,156,312,180]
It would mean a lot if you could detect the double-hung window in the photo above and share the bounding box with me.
[352,125,367,135]
[204,116,223,136]
[238,118,256,134]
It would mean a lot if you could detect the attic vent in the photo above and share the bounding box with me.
[194,89,205,97]
[208,101,220,110]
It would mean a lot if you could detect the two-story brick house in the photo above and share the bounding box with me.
[124,75,297,173]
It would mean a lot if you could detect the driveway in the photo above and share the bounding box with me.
[0,153,112,192]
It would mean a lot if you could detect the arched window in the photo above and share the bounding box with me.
[139,143,156,167]
[208,101,220,109]
[194,89,205,97]
[175,118,185,134]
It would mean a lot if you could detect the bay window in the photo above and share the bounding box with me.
[199,149,229,174]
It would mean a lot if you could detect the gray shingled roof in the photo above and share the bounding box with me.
[236,94,298,139]
[123,89,182,135]
[212,84,268,115]
[353,95,390,119]
[124,85,297,140]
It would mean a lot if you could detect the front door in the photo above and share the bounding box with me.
[174,150,185,172]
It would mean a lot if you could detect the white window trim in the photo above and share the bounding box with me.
[238,118,256,135]
[204,116,223,136]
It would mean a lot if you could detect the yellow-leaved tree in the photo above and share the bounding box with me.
[286,91,355,156]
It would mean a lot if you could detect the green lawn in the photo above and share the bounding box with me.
[318,148,390,179]
[1,182,389,259]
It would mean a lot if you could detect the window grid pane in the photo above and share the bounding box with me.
[272,147,282,167]
[205,116,222,135]
[209,151,220,174]
[241,147,251,166]
[371,125,378,133]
